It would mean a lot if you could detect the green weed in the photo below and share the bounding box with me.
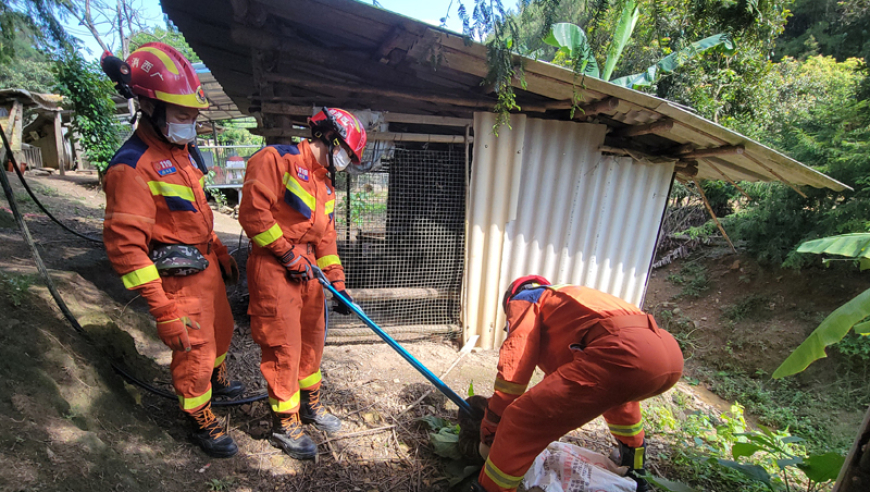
[722,294,772,322]
[668,264,710,298]
[207,478,235,491]
[0,271,35,307]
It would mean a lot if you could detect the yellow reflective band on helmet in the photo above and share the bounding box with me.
[299,369,322,390]
[214,353,226,368]
[494,377,527,396]
[282,172,316,216]
[121,264,160,289]
[178,388,212,410]
[484,458,523,489]
[608,420,644,437]
[152,90,209,109]
[325,199,335,215]
[147,181,196,202]
[316,255,341,269]
[137,46,180,75]
[253,223,284,247]
[269,392,300,413]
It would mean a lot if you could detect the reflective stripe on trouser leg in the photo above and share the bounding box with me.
[298,279,326,391]
[603,402,645,448]
[269,391,300,413]
[165,254,221,415]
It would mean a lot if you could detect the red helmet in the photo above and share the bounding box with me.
[502,275,550,311]
[124,42,208,109]
[308,108,368,164]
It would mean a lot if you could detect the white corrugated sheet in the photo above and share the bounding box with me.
[463,113,675,349]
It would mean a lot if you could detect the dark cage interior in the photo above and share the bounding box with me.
[329,144,467,341]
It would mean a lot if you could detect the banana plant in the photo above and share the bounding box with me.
[543,0,734,89]
[773,233,870,379]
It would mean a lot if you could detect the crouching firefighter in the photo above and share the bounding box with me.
[238,108,367,459]
[471,277,684,492]
[100,43,244,458]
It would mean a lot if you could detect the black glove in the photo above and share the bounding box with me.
[333,290,354,315]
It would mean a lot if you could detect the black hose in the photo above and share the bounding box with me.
[0,122,265,406]
[0,128,103,244]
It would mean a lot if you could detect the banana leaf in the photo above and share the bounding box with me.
[543,23,600,78]
[773,287,870,378]
[797,233,870,259]
[611,33,735,88]
[602,0,640,81]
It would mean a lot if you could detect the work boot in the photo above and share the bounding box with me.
[188,404,238,458]
[211,361,245,398]
[300,388,341,433]
[270,412,317,460]
[615,440,649,492]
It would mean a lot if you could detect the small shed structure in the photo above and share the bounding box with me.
[1,89,65,172]
[163,0,847,348]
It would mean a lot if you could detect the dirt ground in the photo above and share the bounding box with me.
[0,171,865,491]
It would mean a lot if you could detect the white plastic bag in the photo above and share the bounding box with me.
[523,441,637,492]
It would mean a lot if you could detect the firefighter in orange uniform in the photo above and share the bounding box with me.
[238,108,367,459]
[472,276,684,492]
[101,43,243,458]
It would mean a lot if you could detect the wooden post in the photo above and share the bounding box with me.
[9,100,23,152]
[693,177,736,253]
[54,112,65,176]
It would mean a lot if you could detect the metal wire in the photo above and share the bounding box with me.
[331,145,466,337]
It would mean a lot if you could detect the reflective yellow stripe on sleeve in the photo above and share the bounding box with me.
[199,176,206,187]
[178,388,212,411]
[325,199,335,216]
[299,369,322,390]
[316,255,342,269]
[608,420,644,437]
[253,223,284,247]
[484,458,524,489]
[269,391,301,413]
[147,181,196,201]
[214,353,227,368]
[121,265,160,289]
[494,377,527,396]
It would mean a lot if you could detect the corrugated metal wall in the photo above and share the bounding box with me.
[463,113,675,348]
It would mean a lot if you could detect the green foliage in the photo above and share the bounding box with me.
[207,477,235,491]
[128,25,200,62]
[723,294,772,322]
[716,57,870,267]
[612,33,735,88]
[216,118,263,147]
[773,287,870,379]
[0,26,56,91]
[777,0,870,61]
[0,271,34,307]
[674,404,844,491]
[667,263,710,298]
[53,51,120,173]
[0,0,75,63]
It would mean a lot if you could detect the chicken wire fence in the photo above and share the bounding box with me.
[328,145,467,340]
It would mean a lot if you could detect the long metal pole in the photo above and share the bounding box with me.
[312,266,473,415]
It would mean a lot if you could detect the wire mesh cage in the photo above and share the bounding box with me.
[329,145,467,340]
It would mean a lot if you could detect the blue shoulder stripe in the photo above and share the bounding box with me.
[108,133,149,169]
[513,287,546,304]
[271,144,300,157]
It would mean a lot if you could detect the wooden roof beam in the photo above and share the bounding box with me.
[572,97,619,120]
[677,145,744,159]
[611,119,674,138]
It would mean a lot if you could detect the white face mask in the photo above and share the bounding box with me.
[333,147,352,172]
[165,122,197,145]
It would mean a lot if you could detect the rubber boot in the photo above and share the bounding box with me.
[188,404,238,458]
[270,412,317,460]
[616,440,649,492]
[211,361,245,398]
[300,388,341,433]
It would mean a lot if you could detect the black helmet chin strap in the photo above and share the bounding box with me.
[314,129,339,188]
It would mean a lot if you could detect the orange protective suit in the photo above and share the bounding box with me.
[479,285,684,492]
[237,141,345,415]
[103,123,235,414]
